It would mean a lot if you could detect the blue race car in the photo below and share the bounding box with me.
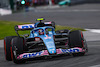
[4,18,88,64]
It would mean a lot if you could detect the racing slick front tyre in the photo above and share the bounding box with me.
[68,30,85,56]
[11,37,26,64]
[4,36,17,61]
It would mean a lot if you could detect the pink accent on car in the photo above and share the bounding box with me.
[41,50,49,56]
[73,47,85,52]
[44,35,51,39]
[18,25,22,29]
[56,49,62,54]
[65,41,68,47]
[17,48,85,59]
[18,24,34,29]
[44,22,51,24]
[17,53,29,59]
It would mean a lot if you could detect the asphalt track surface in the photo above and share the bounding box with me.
[0,4,100,67]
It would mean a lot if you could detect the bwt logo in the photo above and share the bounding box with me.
[61,49,79,53]
[22,25,34,29]
[23,52,42,58]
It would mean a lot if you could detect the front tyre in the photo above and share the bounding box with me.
[11,37,26,64]
[68,30,87,56]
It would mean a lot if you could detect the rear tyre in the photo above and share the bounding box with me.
[11,37,26,64]
[68,30,85,56]
[4,36,17,61]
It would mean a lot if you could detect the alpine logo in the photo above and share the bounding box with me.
[23,51,42,58]
[18,24,34,29]
[61,48,80,53]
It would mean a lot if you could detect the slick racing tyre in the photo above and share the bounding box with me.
[4,36,17,61]
[11,37,26,64]
[68,30,86,56]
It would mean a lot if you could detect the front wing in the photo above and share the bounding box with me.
[17,47,85,59]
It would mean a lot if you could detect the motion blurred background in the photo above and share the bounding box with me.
[0,0,100,16]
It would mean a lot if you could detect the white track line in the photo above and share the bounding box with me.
[0,40,3,48]
[86,29,100,33]
[89,64,100,67]
[35,9,100,12]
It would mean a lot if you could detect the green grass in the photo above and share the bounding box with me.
[0,21,85,40]
[55,25,85,31]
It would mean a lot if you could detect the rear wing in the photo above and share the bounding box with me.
[15,24,35,31]
[44,21,55,28]
[15,22,55,31]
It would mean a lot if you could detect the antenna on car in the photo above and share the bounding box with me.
[36,18,45,23]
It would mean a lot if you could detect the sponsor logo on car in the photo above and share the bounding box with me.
[44,35,51,39]
[44,22,51,24]
[23,51,43,58]
[17,48,82,59]
[18,24,34,29]
[61,48,80,53]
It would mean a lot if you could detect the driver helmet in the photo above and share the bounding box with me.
[39,29,44,35]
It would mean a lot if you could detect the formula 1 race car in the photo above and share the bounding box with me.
[4,18,88,64]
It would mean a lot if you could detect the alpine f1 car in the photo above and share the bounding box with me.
[4,18,88,64]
